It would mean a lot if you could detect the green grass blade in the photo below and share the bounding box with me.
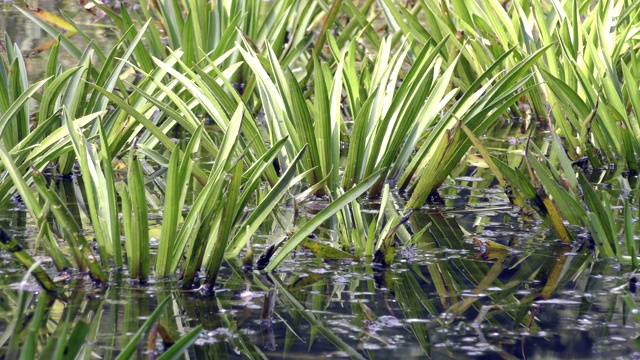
[0,143,69,270]
[265,168,385,271]
[156,126,203,277]
[226,146,307,257]
[116,297,171,360]
[156,325,203,360]
[32,169,108,282]
[24,293,49,359]
[65,108,117,267]
[204,160,243,288]
[625,199,638,269]
[126,150,150,281]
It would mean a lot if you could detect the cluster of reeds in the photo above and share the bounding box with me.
[2,0,639,286]
[2,0,640,356]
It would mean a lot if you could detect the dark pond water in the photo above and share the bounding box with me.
[2,2,640,359]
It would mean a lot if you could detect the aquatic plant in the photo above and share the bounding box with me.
[3,1,640,357]
[0,3,382,285]
[4,0,640,282]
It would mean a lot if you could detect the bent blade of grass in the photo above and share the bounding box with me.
[66,107,120,267]
[0,229,58,292]
[265,169,386,271]
[32,169,108,282]
[226,146,307,258]
[460,124,506,188]
[528,153,586,226]
[294,169,330,204]
[156,325,203,360]
[0,145,41,223]
[85,82,208,185]
[0,144,69,270]
[129,79,219,158]
[300,238,358,260]
[405,126,458,210]
[22,112,100,164]
[524,153,573,245]
[101,51,181,152]
[151,53,231,132]
[116,297,171,360]
[15,6,83,59]
[549,129,578,189]
[406,66,542,207]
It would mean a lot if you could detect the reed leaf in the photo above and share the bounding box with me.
[66,108,121,268]
[123,149,150,281]
[32,169,108,282]
[156,126,203,277]
[265,168,385,271]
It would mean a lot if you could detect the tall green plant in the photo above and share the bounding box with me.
[66,110,122,268]
[403,46,550,209]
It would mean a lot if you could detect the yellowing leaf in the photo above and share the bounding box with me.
[27,6,76,32]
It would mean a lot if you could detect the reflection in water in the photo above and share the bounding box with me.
[0,1,117,79]
[260,288,277,351]
[2,246,637,359]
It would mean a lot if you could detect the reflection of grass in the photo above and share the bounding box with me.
[0,265,202,359]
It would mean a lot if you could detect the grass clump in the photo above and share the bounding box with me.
[1,0,640,340]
